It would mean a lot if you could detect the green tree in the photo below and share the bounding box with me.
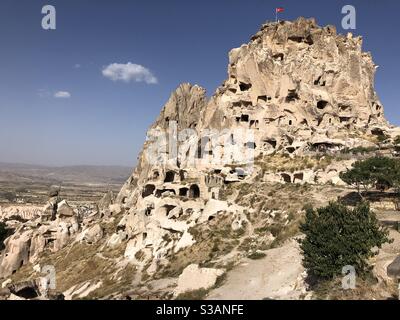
[299,202,390,280]
[340,157,400,195]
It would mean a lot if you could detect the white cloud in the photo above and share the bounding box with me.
[102,62,158,84]
[54,91,71,98]
[74,64,81,69]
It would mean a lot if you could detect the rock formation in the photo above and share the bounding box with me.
[113,17,395,272]
[0,193,98,280]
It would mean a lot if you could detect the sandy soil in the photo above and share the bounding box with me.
[206,239,306,300]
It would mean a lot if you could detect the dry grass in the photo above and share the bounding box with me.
[256,154,336,173]
[312,275,397,300]
[9,210,132,299]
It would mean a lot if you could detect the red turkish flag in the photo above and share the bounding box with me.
[276,7,284,13]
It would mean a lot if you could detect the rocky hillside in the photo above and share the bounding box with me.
[1,17,400,300]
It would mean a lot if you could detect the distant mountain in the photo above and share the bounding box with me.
[0,162,132,185]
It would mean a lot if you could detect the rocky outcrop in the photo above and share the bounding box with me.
[174,264,225,297]
[387,256,400,279]
[0,195,102,279]
[0,206,42,221]
[0,229,32,277]
[113,17,392,273]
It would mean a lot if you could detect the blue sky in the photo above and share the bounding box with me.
[0,0,399,166]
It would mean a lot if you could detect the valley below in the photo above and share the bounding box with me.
[0,163,131,205]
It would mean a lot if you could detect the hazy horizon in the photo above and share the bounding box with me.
[1,0,400,167]
[0,160,133,169]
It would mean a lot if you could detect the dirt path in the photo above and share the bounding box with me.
[206,239,306,300]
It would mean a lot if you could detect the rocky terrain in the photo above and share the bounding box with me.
[1,17,400,300]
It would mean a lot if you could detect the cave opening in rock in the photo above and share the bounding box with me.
[179,170,187,181]
[240,114,249,122]
[239,82,252,91]
[272,53,284,61]
[305,35,314,45]
[286,90,299,102]
[142,184,156,198]
[281,173,292,183]
[289,36,303,42]
[14,287,39,300]
[164,171,176,183]
[250,120,259,128]
[317,100,328,110]
[152,171,160,180]
[179,187,189,197]
[288,35,313,45]
[264,139,277,149]
[293,172,304,183]
[314,76,325,86]
[339,105,351,112]
[163,205,176,216]
[155,189,176,198]
[145,206,153,216]
[300,119,309,127]
[371,128,385,136]
[257,95,268,103]
[189,184,200,198]
[286,147,296,154]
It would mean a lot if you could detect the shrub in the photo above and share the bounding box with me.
[299,202,390,280]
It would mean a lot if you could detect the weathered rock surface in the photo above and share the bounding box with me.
[0,194,102,279]
[0,206,42,221]
[387,256,400,279]
[114,17,393,274]
[174,264,225,297]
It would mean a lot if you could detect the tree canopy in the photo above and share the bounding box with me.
[340,157,400,194]
[299,202,390,280]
